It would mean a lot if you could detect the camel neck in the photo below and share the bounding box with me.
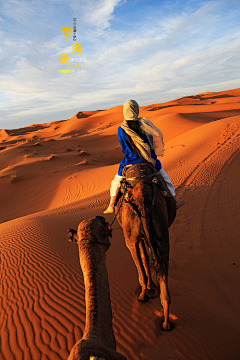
[78,244,116,350]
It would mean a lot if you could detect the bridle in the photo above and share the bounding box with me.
[78,238,111,247]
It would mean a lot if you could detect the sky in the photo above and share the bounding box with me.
[0,0,240,129]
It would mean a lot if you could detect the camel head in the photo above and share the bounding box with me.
[67,216,112,247]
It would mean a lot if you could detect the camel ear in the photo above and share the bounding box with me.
[95,215,106,223]
[67,228,78,242]
[94,216,112,238]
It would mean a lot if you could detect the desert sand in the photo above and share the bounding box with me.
[0,88,239,360]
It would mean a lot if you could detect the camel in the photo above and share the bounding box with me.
[115,163,176,331]
[67,216,127,360]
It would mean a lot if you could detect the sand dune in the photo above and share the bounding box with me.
[0,88,240,359]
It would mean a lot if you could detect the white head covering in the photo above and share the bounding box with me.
[121,100,165,163]
[123,99,139,120]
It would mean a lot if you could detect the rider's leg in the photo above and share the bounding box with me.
[159,168,185,209]
[103,174,123,214]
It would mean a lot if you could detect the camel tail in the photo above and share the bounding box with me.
[140,206,169,278]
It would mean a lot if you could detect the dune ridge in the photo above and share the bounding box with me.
[0,87,240,359]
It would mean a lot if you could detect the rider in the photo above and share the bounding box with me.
[103,99,185,214]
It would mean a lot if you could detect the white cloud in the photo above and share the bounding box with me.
[69,0,123,29]
[1,0,240,128]
[2,0,34,24]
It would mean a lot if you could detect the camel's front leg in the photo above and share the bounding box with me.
[159,275,172,330]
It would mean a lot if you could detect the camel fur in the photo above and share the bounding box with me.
[67,216,127,360]
[116,164,176,330]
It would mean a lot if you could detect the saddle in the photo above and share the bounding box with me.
[115,163,176,227]
[123,163,171,196]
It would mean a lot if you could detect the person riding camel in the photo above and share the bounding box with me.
[103,99,185,214]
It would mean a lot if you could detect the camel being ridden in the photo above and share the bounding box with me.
[67,216,127,360]
[115,163,176,331]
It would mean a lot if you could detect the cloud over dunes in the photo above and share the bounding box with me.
[0,0,239,128]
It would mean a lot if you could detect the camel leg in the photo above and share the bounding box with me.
[159,275,172,330]
[139,239,156,297]
[124,234,149,302]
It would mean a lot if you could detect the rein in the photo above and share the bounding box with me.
[78,238,111,247]
[110,180,128,227]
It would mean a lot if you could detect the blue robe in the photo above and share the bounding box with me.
[117,126,161,176]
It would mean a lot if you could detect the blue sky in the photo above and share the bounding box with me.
[0,0,240,129]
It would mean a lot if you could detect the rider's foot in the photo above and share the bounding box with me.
[176,200,185,209]
[103,195,116,214]
[103,206,115,214]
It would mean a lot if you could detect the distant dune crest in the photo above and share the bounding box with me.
[0,87,240,360]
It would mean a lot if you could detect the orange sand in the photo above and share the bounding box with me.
[0,88,240,360]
